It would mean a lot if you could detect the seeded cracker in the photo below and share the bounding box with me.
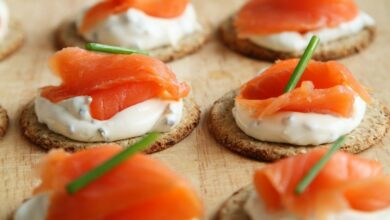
[20,99,200,152]
[219,17,376,61]
[208,90,390,162]
[55,20,211,62]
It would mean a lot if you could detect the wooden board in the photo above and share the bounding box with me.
[1,0,390,219]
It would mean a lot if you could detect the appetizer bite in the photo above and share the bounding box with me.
[208,37,390,161]
[0,0,24,60]
[20,45,200,152]
[0,105,8,138]
[220,0,376,61]
[15,135,203,219]
[217,145,390,220]
[56,0,210,62]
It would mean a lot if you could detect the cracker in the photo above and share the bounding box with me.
[20,99,200,153]
[0,19,24,61]
[215,185,252,220]
[0,105,9,138]
[208,90,390,162]
[55,20,211,62]
[219,17,376,61]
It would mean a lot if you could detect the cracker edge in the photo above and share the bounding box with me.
[20,99,200,153]
[208,90,390,162]
[219,17,376,62]
[54,20,212,62]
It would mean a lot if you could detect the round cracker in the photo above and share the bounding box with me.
[20,99,200,153]
[219,17,376,62]
[208,90,390,162]
[0,19,24,61]
[215,185,252,220]
[55,20,211,62]
[0,105,9,138]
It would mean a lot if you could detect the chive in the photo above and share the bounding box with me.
[294,135,347,195]
[283,36,320,93]
[85,43,149,55]
[66,132,159,195]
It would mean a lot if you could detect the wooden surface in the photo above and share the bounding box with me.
[1,0,390,219]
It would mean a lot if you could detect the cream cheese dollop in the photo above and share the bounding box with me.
[14,194,49,220]
[233,96,366,145]
[76,4,201,50]
[35,96,183,142]
[0,0,9,40]
[244,191,390,220]
[248,12,375,53]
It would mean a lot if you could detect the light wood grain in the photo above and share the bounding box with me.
[0,0,390,219]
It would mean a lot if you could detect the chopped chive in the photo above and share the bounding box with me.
[85,43,149,55]
[294,135,347,195]
[66,132,159,195]
[283,36,320,93]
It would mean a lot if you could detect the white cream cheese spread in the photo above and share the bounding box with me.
[14,194,49,220]
[76,4,201,50]
[244,191,390,220]
[35,96,183,142]
[233,96,366,145]
[248,12,375,53]
[0,0,9,40]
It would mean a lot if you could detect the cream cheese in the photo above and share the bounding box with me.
[244,191,390,220]
[76,4,201,50]
[35,96,183,142]
[248,12,375,53]
[233,96,366,145]
[14,194,49,220]
[0,0,9,40]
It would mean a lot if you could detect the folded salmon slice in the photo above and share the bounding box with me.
[344,177,390,212]
[41,47,190,120]
[235,0,359,37]
[34,145,203,220]
[79,0,189,33]
[254,149,390,218]
[236,59,370,118]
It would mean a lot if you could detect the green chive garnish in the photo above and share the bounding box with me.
[66,132,159,195]
[85,43,149,55]
[294,135,347,195]
[283,36,320,93]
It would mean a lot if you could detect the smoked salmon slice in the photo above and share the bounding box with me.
[235,0,359,37]
[79,0,189,33]
[236,59,370,118]
[34,145,203,220]
[253,149,390,218]
[41,47,190,120]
